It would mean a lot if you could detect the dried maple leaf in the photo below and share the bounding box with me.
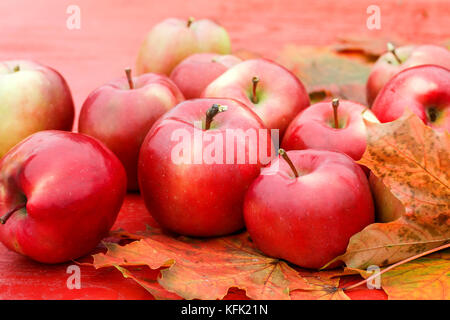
[379,257,450,299]
[93,227,348,300]
[277,45,371,104]
[326,112,449,269]
[114,266,182,300]
[348,255,450,300]
[333,36,406,59]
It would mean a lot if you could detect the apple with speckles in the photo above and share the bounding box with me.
[371,65,450,131]
[79,68,184,190]
[282,98,379,162]
[170,53,241,99]
[366,44,450,105]
[244,149,374,269]
[0,131,127,263]
[138,98,273,237]
[0,60,74,158]
[203,59,310,136]
[136,18,231,76]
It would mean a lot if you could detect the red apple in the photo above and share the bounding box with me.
[0,131,127,263]
[367,44,450,105]
[282,98,379,161]
[244,149,374,269]
[138,98,273,237]
[136,17,231,76]
[0,60,74,158]
[79,69,184,190]
[371,65,450,131]
[202,58,310,136]
[170,53,242,99]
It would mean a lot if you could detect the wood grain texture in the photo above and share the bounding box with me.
[1,0,447,299]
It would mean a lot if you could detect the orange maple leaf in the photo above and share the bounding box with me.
[93,227,349,300]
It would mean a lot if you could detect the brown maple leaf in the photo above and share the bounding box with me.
[326,112,449,269]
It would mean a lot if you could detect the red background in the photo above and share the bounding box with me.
[0,0,448,299]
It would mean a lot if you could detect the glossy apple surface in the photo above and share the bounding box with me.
[202,58,310,136]
[138,98,273,237]
[367,44,450,105]
[136,18,231,75]
[371,65,450,131]
[170,53,241,99]
[282,99,379,161]
[244,149,374,269]
[0,60,74,158]
[0,131,127,263]
[79,72,184,190]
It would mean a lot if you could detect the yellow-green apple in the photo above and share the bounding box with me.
[79,69,184,190]
[136,18,231,76]
[371,65,450,131]
[170,53,242,99]
[367,44,450,105]
[0,131,127,263]
[0,60,74,158]
[282,98,379,161]
[243,149,374,269]
[138,98,274,237]
[369,173,404,223]
[202,59,310,136]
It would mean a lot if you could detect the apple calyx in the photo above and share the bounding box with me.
[13,65,20,72]
[278,148,299,178]
[125,68,134,89]
[205,104,228,130]
[0,203,26,225]
[187,17,195,27]
[426,107,438,123]
[251,76,260,104]
[332,98,340,129]
[387,42,402,64]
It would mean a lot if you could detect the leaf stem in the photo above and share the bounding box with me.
[343,242,450,292]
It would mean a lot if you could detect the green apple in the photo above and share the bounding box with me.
[136,17,231,76]
[0,60,74,158]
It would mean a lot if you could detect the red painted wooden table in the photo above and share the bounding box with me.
[0,0,448,300]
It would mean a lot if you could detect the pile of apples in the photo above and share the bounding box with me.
[0,18,449,269]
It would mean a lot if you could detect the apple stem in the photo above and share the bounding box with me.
[278,149,299,178]
[0,203,26,225]
[205,104,228,130]
[125,68,134,90]
[13,65,20,72]
[187,17,194,27]
[332,98,340,129]
[387,42,402,64]
[251,76,259,104]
